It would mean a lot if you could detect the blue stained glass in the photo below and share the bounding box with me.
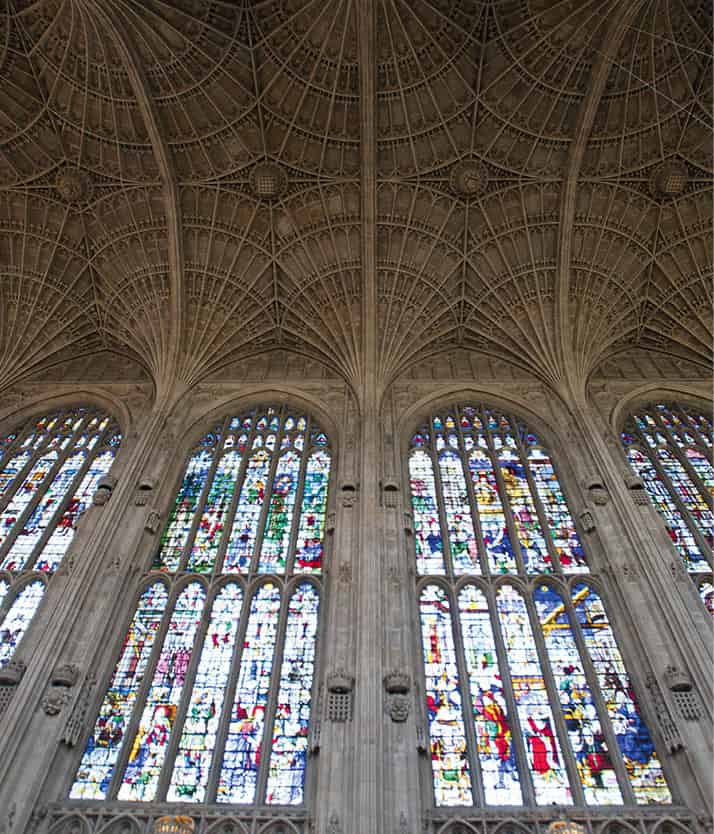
[626,448,706,570]
[496,585,571,804]
[458,585,521,804]
[294,450,330,573]
[527,449,588,574]
[685,447,714,497]
[655,448,713,545]
[469,450,517,574]
[0,452,58,552]
[1,451,86,572]
[409,450,445,575]
[266,582,320,804]
[498,450,551,574]
[0,580,46,668]
[259,450,301,573]
[167,583,244,802]
[188,451,242,573]
[419,584,472,806]
[0,450,31,498]
[154,450,213,571]
[439,451,480,575]
[119,582,206,801]
[218,583,281,803]
[224,450,270,573]
[39,450,116,572]
[534,584,622,804]
[70,582,168,799]
[572,584,670,803]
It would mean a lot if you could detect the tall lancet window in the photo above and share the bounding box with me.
[621,402,713,611]
[0,406,120,669]
[71,406,331,806]
[409,405,671,809]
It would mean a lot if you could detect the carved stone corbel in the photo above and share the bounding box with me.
[145,509,162,534]
[93,474,118,506]
[0,659,26,685]
[583,475,609,506]
[384,671,411,723]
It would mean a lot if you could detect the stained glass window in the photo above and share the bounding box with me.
[622,402,713,605]
[410,404,672,808]
[71,406,331,805]
[0,406,121,670]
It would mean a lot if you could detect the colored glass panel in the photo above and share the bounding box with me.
[439,451,480,575]
[534,584,622,804]
[498,450,551,573]
[0,452,58,551]
[154,450,214,571]
[458,585,521,804]
[0,451,31,498]
[468,450,517,574]
[39,450,116,572]
[698,580,714,615]
[119,582,206,801]
[655,448,713,545]
[70,582,168,799]
[626,448,706,570]
[259,450,301,573]
[685,448,714,495]
[419,584,472,806]
[1,451,86,572]
[572,584,670,803]
[218,583,281,803]
[294,450,330,573]
[266,582,320,804]
[224,450,270,573]
[188,451,242,573]
[409,450,445,575]
[496,585,571,804]
[528,449,588,573]
[0,580,45,667]
[167,583,244,802]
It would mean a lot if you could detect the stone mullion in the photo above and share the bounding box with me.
[105,577,183,800]
[248,417,287,576]
[486,581,536,807]
[449,583,486,806]
[0,420,88,566]
[255,578,293,804]
[652,413,712,511]
[561,583,637,805]
[0,447,41,513]
[633,427,713,566]
[456,418,491,578]
[522,583,586,806]
[178,428,226,574]
[488,438,528,578]
[575,403,713,808]
[515,430,564,577]
[155,580,216,802]
[203,580,253,803]
[210,421,257,579]
[21,436,105,572]
[284,418,313,579]
[431,442,456,583]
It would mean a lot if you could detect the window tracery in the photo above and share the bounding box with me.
[0,407,121,668]
[409,405,671,809]
[621,403,713,604]
[71,406,331,807]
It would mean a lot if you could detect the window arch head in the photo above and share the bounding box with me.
[408,403,588,578]
[621,401,713,603]
[0,404,121,667]
[70,403,331,806]
[152,405,332,577]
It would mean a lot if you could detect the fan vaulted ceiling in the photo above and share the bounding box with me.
[0,0,711,395]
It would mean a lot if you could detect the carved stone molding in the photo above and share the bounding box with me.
[579,508,595,533]
[583,476,609,506]
[326,670,354,723]
[55,165,94,205]
[449,159,488,199]
[41,689,70,716]
[0,659,26,685]
[249,161,288,200]
[144,510,162,534]
[51,664,79,688]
